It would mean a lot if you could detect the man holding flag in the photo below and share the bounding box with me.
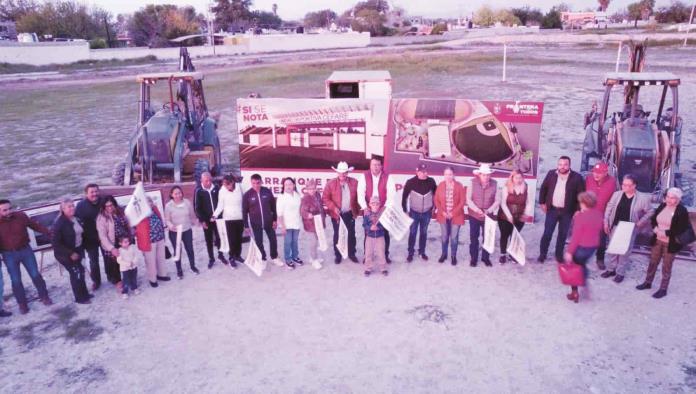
[323,162,360,264]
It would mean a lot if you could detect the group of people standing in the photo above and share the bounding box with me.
[0,156,691,317]
[541,157,691,302]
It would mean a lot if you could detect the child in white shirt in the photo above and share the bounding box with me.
[116,236,142,299]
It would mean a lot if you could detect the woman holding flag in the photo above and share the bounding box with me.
[165,186,201,279]
[132,194,171,288]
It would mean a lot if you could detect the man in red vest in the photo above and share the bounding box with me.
[357,156,393,263]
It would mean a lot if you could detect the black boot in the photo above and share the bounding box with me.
[451,257,458,266]
[438,254,447,263]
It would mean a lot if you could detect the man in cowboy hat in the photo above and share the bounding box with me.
[538,155,585,263]
[584,161,617,269]
[322,161,361,264]
[466,163,500,267]
[401,163,437,262]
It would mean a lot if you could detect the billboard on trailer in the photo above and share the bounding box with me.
[236,98,544,218]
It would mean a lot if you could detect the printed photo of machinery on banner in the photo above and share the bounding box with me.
[236,98,544,213]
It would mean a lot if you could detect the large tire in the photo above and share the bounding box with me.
[194,159,210,187]
[112,162,126,186]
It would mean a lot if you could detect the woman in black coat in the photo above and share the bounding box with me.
[52,198,92,304]
[636,188,692,299]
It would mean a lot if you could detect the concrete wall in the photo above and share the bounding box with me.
[0,32,370,66]
[247,32,370,52]
[0,41,90,66]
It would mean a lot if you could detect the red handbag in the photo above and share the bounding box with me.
[558,262,585,286]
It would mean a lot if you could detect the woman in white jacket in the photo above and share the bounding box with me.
[276,177,303,269]
[213,175,245,266]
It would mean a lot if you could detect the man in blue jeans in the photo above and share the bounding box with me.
[402,163,437,262]
[0,258,12,317]
[0,199,53,315]
[466,164,500,267]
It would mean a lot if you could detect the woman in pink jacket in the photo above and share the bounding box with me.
[563,191,604,303]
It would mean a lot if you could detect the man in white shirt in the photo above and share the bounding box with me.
[538,156,585,263]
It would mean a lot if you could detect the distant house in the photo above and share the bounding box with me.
[0,20,17,40]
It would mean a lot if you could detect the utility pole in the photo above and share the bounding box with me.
[209,1,216,55]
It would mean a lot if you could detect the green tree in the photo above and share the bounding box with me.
[304,9,337,28]
[598,0,611,12]
[627,0,655,26]
[128,4,202,47]
[495,9,522,26]
[251,10,282,29]
[655,0,691,23]
[15,1,113,41]
[430,22,447,35]
[0,0,37,21]
[353,0,389,14]
[512,6,544,26]
[541,7,563,29]
[473,5,496,27]
[350,8,387,36]
[212,0,253,32]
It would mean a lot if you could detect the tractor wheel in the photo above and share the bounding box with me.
[112,162,126,186]
[194,159,210,187]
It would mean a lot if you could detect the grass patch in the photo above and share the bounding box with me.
[646,38,688,47]
[0,55,161,75]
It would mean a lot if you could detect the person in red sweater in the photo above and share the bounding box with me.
[584,162,617,269]
[563,191,604,303]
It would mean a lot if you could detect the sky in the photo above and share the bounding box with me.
[90,0,675,20]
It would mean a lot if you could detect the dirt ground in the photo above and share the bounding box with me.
[1,42,696,393]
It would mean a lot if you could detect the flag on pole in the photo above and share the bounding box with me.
[483,215,497,254]
[244,238,266,277]
[336,217,349,259]
[124,182,151,226]
[508,226,526,266]
[378,203,413,241]
[216,220,230,253]
[314,215,328,252]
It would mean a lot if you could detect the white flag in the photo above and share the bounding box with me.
[244,239,266,277]
[606,221,636,256]
[483,215,497,254]
[216,220,230,253]
[336,217,349,259]
[124,182,152,226]
[314,215,328,252]
[378,203,414,242]
[174,224,183,261]
[508,226,526,266]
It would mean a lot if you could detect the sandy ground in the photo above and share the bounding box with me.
[1,220,696,393]
[2,41,696,392]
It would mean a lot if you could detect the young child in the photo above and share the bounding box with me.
[116,236,142,299]
[363,195,388,277]
[300,180,326,270]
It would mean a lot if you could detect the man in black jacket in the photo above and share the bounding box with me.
[401,163,437,262]
[242,174,283,266]
[75,183,109,290]
[538,156,585,263]
[194,172,228,268]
